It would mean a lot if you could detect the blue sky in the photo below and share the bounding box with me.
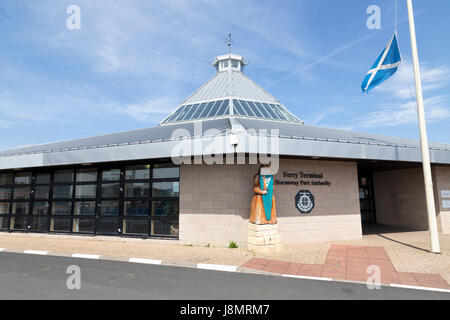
[0,0,449,150]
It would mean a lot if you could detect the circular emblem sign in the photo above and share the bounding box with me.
[295,190,315,214]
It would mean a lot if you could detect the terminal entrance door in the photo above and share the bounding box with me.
[358,174,377,224]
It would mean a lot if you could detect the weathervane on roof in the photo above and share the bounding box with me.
[226,33,233,54]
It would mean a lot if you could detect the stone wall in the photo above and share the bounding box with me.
[179,158,362,247]
[373,166,450,233]
[433,165,450,234]
[373,168,428,230]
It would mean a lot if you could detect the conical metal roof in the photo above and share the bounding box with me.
[160,53,302,125]
[182,70,280,105]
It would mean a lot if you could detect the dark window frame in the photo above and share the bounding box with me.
[0,159,179,239]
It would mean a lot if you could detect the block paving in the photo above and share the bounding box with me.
[241,244,450,290]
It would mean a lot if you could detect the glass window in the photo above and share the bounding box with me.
[152,182,179,198]
[11,202,29,215]
[0,187,12,200]
[152,200,179,217]
[224,104,230,115]
[270,104,287,120]
[174,105,190,121]
[10,216,28,230]
[125,183,149,198]
[30,217,48,232]
[54,170,74,183]
[50,217,71,232]
[215,99,229,116]
[280,106,298,122]
[76,169,97,182]
[274,105,294,121]
[165,106,185,123]
[123,219,148,235]
[0,216,9,230]
[72,218,95,233]
[0,164,179,237]
[52,202,72,216]
[53,185,73,199]
[181,104,200,121]
[151,220,179,237]
[35,173,51,184]
[75,184,97,198]
[101,183,120,198]
[102,169,121,181]
[124,201,149,217]
[206,100,222,118]
[153,166,179,179]
[233,100,247,116]
[191,103,207,119]
[96,218,120,234]
[34,186,49,199]
[250,101,266,117]
[32,202,49,215]
[263,103,278,119]
[246,101,263,117]
[360,199,372,211]
[268,104,282,120]
[240,101,255,117]
[74,201,96,216]
[199,102,214,119]
[254,102,270,118]
[184,104,200,120]
[13,187,30,199]
[0,202,9,214]
[0,173,13,185]
[99,201,119,216]
[125,165,150,180]
[222,60,229,68]
[14,172,32,185]
[231,60,239,68]
[177,105,192,121]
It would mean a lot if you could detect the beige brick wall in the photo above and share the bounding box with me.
[433,165,450,234]
[373,166,450,233]
[179,158,362,247]
[373,168,429,230]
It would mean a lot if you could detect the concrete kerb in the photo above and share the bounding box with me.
[1,248,449,294]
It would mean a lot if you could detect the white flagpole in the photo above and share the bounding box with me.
[406,0,441,253]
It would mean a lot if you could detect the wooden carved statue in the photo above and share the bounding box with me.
[250,164,277,225]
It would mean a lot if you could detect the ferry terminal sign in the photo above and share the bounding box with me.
[275,171,331,187]
[275,171,327,215]
[295,190,315,214]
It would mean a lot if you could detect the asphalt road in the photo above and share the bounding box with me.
[0,252,448,300]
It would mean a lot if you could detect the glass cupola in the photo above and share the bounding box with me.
[213,54,247,73]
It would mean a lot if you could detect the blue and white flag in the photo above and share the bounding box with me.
[362,33,402,93]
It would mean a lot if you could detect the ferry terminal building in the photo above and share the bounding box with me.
[1,53,450,247]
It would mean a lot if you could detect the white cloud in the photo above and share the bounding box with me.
[307,113,326,126]
[374,62,450,100]
[95,34,121,73]
[304,106,347,126]
[354,95,450,128]
[116,98,178,122]
[0,119,17,128]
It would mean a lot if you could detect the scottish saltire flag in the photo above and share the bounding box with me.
[362,33,402,93]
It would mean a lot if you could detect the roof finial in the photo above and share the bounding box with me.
[226,33,233,55]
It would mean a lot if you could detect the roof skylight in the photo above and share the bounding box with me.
[159,51,303,125]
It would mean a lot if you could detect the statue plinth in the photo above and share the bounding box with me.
[247,223,283,253]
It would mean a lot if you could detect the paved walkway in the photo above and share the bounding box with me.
[241,244,450,290]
